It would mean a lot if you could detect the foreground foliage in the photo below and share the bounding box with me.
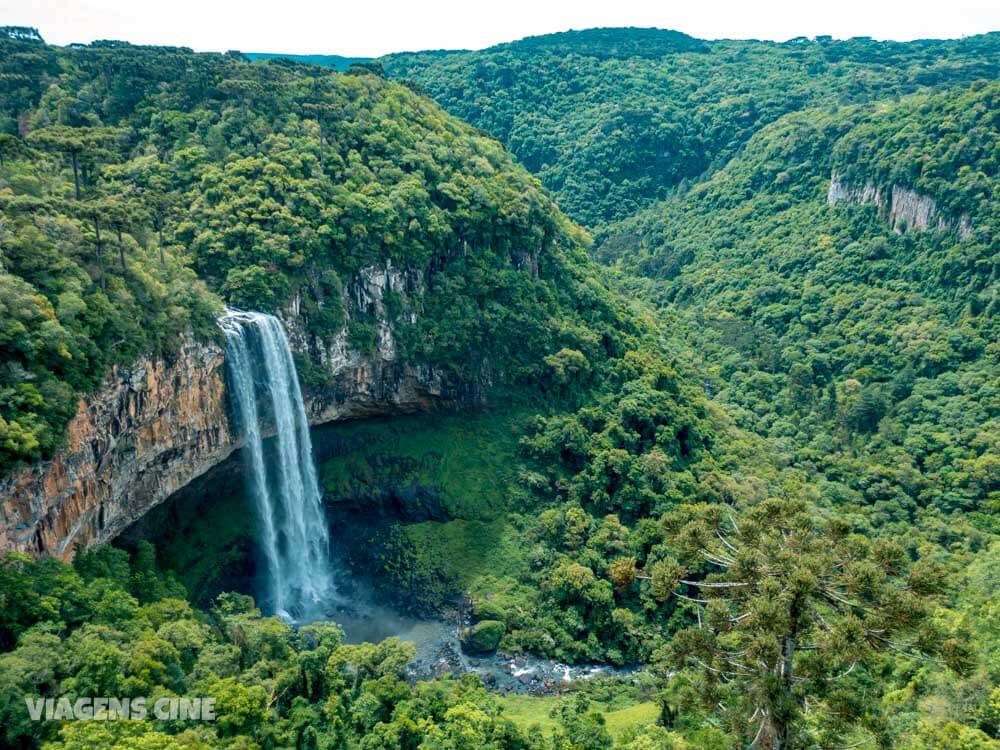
[0,548,696,750]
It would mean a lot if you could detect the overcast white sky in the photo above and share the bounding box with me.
[2,0,998,56]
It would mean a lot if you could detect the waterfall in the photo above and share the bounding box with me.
[220,310,334,619]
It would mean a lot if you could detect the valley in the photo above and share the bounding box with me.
[0,23,997,750]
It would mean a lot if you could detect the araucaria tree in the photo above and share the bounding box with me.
[650,498,971,750]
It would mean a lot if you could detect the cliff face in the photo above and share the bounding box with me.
[0,339,233,559]
[285,261,458,424]
[827,173,973,238]
[0,263,460,559]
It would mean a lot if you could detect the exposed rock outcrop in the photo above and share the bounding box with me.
[827,173,973,238]
[0,263,467,559]
[284,261,454,423]
[0,339,233,559]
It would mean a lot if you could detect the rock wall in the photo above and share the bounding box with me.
[284,260,456,424]
[0,339,233,559]
[827,173,973,239]
[0,262,463,559]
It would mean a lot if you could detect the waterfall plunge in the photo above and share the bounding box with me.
[220,310,334,620]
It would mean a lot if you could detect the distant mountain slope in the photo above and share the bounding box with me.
[382,28,1000,227]
[600,82,999,528]
[244,52,372,70]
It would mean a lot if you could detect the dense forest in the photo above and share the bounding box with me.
[596,83,998,530]
[383,29,998,227]
[0,28,645,474]
[1,24,998,750]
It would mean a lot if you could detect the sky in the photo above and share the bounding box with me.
[2,0,998,56]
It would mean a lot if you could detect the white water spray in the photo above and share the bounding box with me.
[220,310,333,619]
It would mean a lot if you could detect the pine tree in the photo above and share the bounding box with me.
[648,498,972,750]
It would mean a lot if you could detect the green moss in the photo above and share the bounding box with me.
[460,619,505,652]
[602,701,660,738]
[361,519,529,615]
[347,320,377,355]
[406,519,528,585]
[318,408,536,614]
[497,695,560,734]
[363,523,462,614]
[321,408,532,519]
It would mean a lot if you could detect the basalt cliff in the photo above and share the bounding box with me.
[827,172,974,238]
[0,265,457,559]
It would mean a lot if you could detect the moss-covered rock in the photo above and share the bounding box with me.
[461,620,506,653]
[318,409,532,521]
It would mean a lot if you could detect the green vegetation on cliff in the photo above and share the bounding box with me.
[0,32,636,473]
[320,410,528,520]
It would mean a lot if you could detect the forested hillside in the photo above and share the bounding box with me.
[0,28,718,750]
[0,31,641,474]
[244,52,372,70]
[383,29,999,226]
[1,24,999,750]
[380,27,1000,749]
[590,79,999,750]
[597,83,999,532]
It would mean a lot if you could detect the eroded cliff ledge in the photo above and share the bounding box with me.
[827,172,973,238]
[0,263,460,559]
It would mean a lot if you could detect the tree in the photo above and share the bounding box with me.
[346,61,385,78]
[102,196,144,274]
[299,78,345,168]
[650,498,971,750]
[551,694,613,750]
[103,156,177,264]
[0,133,32,166]
[27,126,119,200]
[545,347,591,389]
[76,199,109,288]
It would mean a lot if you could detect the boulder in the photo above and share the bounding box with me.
[460,620,506,653]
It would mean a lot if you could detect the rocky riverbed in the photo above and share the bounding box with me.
[325,599,640,695]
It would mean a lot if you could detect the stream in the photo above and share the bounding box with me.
[320,598,640,695]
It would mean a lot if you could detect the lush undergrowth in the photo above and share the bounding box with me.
[120,472,259,606]
[497,695,662,743]
[319,408,531,521]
